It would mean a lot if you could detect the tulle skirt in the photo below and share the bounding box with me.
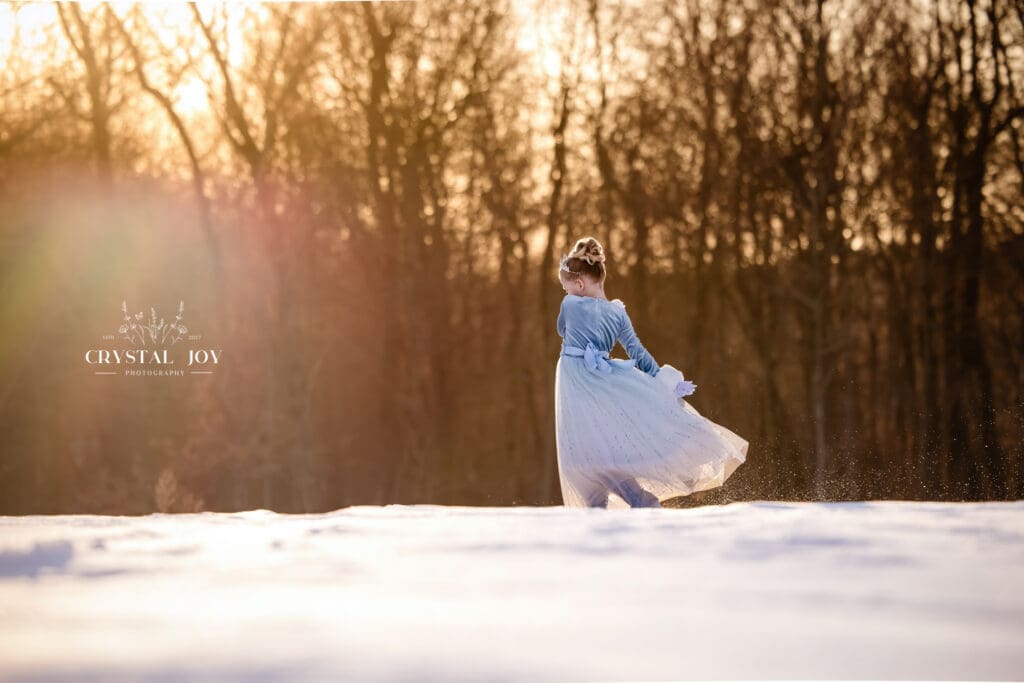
[554,354,748,509]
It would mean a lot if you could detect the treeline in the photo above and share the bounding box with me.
[0,0,1020,514]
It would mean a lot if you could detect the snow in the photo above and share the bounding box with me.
[1,500,1022,682]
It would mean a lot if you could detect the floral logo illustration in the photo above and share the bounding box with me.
[118,300,189,346]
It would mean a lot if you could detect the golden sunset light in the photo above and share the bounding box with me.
[0,0,1021,679]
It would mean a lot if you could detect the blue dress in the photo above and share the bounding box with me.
[554,294,747,508]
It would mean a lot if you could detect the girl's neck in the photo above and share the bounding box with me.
[576,285,607,300]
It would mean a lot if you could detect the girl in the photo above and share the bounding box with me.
[554,236,748,508]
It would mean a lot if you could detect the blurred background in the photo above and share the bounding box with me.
[0,0,1020,514]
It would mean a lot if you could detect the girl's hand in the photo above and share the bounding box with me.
[674,379,697,398]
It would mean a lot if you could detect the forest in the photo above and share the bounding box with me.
[0,0,1021,513]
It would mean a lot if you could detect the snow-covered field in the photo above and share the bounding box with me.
[1,500,1022,682]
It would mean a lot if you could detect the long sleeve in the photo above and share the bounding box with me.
[556,299,566,337]
[616,308,659,378]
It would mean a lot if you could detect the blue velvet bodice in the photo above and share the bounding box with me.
[556,294,659,377]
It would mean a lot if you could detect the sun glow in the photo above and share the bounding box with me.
[0,1,252,117]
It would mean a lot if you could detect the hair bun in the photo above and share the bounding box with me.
[570,237,606,265]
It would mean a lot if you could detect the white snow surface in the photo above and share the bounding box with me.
[1,500,1022,682]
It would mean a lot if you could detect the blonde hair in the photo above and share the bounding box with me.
[559,236,606,282]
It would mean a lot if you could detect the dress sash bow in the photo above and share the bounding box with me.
[561,342,637,375]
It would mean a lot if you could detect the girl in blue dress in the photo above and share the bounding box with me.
[554,236,748,508]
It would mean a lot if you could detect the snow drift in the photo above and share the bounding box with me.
[1,500,1022,681]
